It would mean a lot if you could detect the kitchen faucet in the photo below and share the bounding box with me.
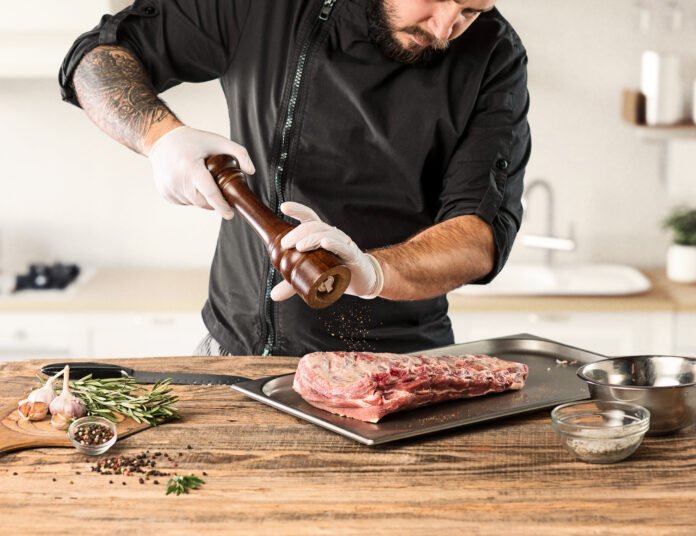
[521,179,576,266]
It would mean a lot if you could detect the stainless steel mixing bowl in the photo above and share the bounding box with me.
[577,355,696,435]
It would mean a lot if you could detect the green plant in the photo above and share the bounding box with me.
[663,206,696,246]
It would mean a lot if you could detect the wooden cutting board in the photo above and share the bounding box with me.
[0,403,151,456]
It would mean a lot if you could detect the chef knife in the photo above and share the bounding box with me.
[40,362,250,386]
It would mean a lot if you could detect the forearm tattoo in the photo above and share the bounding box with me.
[72,46,176,154]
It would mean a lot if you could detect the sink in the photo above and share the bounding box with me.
[453,264,652,296]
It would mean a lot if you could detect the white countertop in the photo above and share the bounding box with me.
[0,268,694,313]
[0,269,209,312]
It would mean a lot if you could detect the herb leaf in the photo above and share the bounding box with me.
[166,475,205,496]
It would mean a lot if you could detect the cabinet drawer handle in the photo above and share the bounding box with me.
[13,329,28,341]
[529,313,571,323]
[150,317,175,326]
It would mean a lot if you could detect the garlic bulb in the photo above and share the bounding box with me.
[18,368,64,421]
[49,366,86,430]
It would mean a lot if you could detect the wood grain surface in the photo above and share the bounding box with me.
[1,356,695,535]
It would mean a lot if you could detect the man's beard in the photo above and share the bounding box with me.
[366,0,450,65]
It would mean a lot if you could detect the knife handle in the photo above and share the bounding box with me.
[40,362,135,380]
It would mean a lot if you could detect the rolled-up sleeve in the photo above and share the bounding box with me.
[59,0,251,106]
[436,29,531,284]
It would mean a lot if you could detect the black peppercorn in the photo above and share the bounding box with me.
[74,423,114,446]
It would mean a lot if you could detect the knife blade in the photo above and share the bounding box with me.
[40,362,251,386]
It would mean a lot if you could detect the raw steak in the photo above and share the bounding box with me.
[293,352,529,423]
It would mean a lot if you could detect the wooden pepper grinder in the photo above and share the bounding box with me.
[205,154,351,309]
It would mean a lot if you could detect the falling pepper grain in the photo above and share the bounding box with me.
[319,303,375,352]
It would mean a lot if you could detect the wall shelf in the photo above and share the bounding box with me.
[634,124,696,142]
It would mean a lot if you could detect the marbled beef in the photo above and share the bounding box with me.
[293,351,529,423]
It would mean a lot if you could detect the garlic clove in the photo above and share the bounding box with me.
[50,412,71,430]
[18,400,49,421]
[17,399,30,419]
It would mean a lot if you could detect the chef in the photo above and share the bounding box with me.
[59,0,531,357]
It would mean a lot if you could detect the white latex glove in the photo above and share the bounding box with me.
[270,201,384,301]
[147,125,256,220]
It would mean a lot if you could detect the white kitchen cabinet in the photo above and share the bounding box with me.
[449,311,674,357]
[0,312,206,361]
[0,308,682,361]
[0,313,90,361]
[674,313,696,356]
[88,312,206,358]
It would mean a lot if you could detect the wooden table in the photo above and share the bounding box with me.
[1,356,695,535]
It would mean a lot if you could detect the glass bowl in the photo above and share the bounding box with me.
[68,416,118,455]
[551,400,650,464]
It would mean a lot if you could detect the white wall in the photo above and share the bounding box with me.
[0,80,227,271]
[1,0,696,273]
[500,0,696,266]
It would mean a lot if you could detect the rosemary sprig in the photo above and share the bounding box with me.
[40,374,179,426]
[166,474,205,496]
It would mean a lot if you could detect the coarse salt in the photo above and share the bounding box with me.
[565,428,642,459]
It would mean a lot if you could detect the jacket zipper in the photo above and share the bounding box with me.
[262,0,338,356]
[319,0,337,20]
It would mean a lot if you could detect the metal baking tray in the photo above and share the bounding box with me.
[232,333,607,445]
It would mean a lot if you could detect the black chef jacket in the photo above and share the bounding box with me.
[59,0,531,357]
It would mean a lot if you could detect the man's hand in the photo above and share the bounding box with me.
[147,126,256,220]
[270,201,384,301]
